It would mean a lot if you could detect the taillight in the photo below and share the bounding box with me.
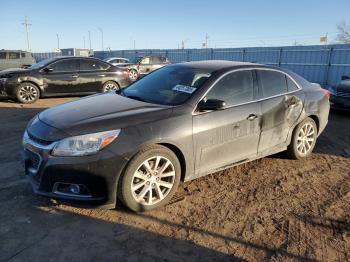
[323,89,330,98]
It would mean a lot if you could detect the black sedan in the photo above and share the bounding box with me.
[329,75,350,111]
[22,61,330,211]
[0,56,131,103]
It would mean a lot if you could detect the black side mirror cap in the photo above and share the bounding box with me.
[197,99,226,112]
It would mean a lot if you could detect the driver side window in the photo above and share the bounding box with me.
[206,70,254,107]
[140,57,150,65]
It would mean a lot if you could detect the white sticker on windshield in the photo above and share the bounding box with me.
[172,84,197,94]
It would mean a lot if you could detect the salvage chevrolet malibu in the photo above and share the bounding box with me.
[22,61,330,211]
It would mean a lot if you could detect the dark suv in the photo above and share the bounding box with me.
[125,55,170,80]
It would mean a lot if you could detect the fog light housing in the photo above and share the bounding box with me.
[69,184,80,194]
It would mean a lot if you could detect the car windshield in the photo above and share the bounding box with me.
[29,57,57,69]
[121,65,213,106]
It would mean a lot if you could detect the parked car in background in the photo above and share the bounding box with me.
[22,61,329,211]
[329,75,350,111]
[122,55,170,81]
[0,56,131,103]
[104,57,130,66]
[0,50,36,70]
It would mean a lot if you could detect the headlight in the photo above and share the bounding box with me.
[52,130,120,156]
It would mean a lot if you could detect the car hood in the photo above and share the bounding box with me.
[38,93,173,137]
[0,68,32,75]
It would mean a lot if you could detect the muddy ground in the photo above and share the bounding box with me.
[0,97,349,262]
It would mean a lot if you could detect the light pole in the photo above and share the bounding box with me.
[56,33,60,50]
[98,27,104,51]
[22,17,31,51]
[88,30,92,50]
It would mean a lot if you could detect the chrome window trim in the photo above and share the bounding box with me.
[192,67,302,115]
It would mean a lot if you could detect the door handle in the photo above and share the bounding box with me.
[246,114,258,121]
[97,74,105,77]
[71,74,79,78]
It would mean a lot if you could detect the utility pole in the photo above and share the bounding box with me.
[22,17,31,51]
[56,34,60,50]
[83,36,86,48]
[181,40,185,49]
[98,27,104,51]
[205,33,209,48]
[88,30,91,50]
[133,39,136,50]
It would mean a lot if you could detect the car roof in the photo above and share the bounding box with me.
[174,60,263,71]
[49,56,104,62]
[106,57,128,60]
[0,50,31,53]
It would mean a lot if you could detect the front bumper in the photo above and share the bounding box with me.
[23,134,129,208]
[330,95,350,111]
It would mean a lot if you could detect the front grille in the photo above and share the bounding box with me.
[26,149,41,171]
[27,131,52,146]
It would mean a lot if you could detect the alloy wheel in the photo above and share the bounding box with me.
[131,156,176,205]
[129,70,138,81]
[296,122,316,155]
[19,85,38,102]
[104,83,118,92]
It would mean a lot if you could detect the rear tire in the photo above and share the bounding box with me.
[129,69,138,81]
[287,117,318,159]
[15,82,40,104]
[118,145,181,212]
[102,81,120,92]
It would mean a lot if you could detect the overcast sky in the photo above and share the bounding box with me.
[0,0,349,52]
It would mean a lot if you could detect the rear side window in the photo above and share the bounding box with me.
[286,76,299,91]
[151,56,166,64]
[258,70,288,98]
[206,70,254,106]
[8,52,20,59]
[80,59,109,71]
[0,53,6,59]
[50,59,79,72]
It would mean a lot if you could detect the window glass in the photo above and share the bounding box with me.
[21,52,26,58]
[258,70,288,98]
[286,76,299,91]
[0,53,6,59]
[123,65,213,105]
[206,70,254,106]
[80,59,108,71]
[140,57,150,64]
[8,52,20,59]
[50,59,79,72]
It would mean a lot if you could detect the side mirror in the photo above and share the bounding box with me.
[341,75,350,81]
[197,99,226,111]
[43,67,53,73]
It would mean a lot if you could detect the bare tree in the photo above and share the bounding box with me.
[336,21,350,43]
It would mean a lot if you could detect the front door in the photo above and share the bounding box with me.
[193,70,261,176]
[256,69,304,154]
[43,59,79,94]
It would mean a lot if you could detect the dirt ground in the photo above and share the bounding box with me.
[0,97,349,262]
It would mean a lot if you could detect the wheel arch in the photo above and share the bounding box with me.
[157,142,187,182]
[17,81,42,97]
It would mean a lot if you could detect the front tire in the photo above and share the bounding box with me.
[118,145,181,212]
[15,82,40,104]
[287,117,318,159]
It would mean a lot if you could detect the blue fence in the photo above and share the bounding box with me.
[33,44,350,86]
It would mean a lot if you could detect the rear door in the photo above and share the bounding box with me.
[79,59,110,92]
[256,69,304,154]
[7,52,21,68]
[43,59,80,94]
[193,70,261,176]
